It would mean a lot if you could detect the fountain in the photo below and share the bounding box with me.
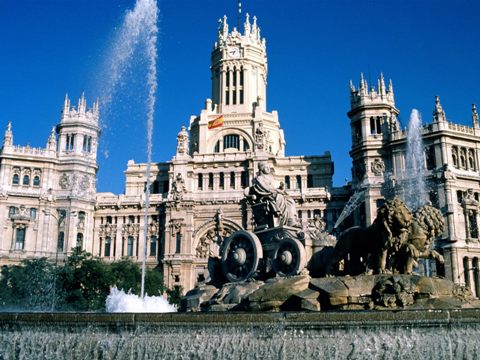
[403,109,428,211]
[94,0,168,310]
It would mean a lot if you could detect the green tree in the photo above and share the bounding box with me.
[144,267,166,296]
[58,248,112,311]
[0,258,55,311]
[110,258,142,294]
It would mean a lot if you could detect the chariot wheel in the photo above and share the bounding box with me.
[272,238,307,277]
[221,231,263,282]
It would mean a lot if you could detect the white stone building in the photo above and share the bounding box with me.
[347,76,480,296]
[0,94,100,265]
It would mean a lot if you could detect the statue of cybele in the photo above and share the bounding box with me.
[249,162,299,227]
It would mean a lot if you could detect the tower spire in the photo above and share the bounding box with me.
[3,121,13,148]
[472,103,479,128]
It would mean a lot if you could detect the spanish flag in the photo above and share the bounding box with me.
[208,115,223,129]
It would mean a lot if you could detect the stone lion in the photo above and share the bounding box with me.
[327,198,413,275]
[390,203,445,274]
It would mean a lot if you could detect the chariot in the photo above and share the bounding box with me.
[220,201,309,282]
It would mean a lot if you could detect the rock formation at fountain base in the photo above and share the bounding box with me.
[181,274,479,312]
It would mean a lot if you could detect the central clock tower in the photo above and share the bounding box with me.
[211,14,268,113]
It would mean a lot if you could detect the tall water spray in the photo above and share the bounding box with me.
[99,0,166,310]
[403,109,427,210]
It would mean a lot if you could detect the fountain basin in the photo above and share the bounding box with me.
[1,310,479,359]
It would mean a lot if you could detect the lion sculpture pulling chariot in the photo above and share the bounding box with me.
[327,198,445,276]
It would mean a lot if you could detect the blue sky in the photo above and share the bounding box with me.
[1,0,479,194]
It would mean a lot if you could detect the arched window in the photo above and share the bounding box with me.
[33,175,40,186]
[23,175,30,186]
[468,150,476,170]
[452,147,459,168]
[127,236,134,256]
[150,235,157,257]
[12,174,19,185]
[105,237,111,257]
[223,134,240,150]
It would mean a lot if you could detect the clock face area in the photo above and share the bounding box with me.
[228,47,240,59]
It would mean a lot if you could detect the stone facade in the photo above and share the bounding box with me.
[0,94,100,265]
[1,14,479,297]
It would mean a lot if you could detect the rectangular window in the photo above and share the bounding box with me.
[150,236,157,256]
[376,117,382,134]
[152,180,160,194]
[225,91,229,105]
[163,180,169,194]
[57,231,64,252]
[241,171,248,188]
[127,236,134,256]
[105,237,111,257]
[285,176,290,189]
[76,233,83,249]
[307,174,313,188]
[175,233,182,254]
[219,172,224,190]
[370,117,376,134]
[296,175,302,190]
[15,228,26,250]
[230,172,235,189]
[198,174,203,190]
[208,173,213,190]
[240,90,244,104]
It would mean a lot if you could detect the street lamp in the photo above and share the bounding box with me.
[43,208,76,311]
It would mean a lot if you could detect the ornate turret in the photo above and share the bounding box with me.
[433,96,447,123]
[349,73,395,107]
[347,73,400,224]
[56,94,100,162]
[211,13,268,112]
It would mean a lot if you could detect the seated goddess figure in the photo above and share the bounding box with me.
[249,162,299,227]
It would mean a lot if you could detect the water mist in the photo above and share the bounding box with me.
[403,109,427,211]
